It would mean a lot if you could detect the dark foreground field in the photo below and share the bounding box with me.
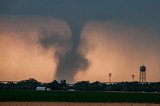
[0,102,160,106]
[0,90,160,103]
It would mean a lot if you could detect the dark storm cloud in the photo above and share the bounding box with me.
[0,0,160,24]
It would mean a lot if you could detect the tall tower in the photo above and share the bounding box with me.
[109,73,112,83]
[132,74,135,82]
[139,65,146,83]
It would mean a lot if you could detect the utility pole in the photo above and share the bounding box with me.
[109,73,112,83]
[132,74,135,82]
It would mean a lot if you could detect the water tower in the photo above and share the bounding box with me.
[139,65,146,83]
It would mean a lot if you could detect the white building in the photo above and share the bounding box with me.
[36,87,46,91]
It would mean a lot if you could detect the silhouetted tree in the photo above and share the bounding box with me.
[89,81,101,91]
[1,78,160,92]
[46,80,60,90]
[17,78,40,90]
[0,82,4,89]
[59,80,68,90]
[74,81,90,91]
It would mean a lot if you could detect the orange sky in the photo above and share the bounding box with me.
[0,16,160,83]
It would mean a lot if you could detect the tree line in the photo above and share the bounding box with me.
[0,78,160,92]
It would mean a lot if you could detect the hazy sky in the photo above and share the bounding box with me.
[0,0,160,83]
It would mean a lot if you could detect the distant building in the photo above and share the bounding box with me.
[68,84,75,91]
[46,88,51,91]
[36,87,46,91]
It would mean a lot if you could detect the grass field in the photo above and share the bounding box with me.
[0,90,160,103]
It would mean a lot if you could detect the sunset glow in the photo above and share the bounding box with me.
[0,16,160,83]
[0,1,160,83]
